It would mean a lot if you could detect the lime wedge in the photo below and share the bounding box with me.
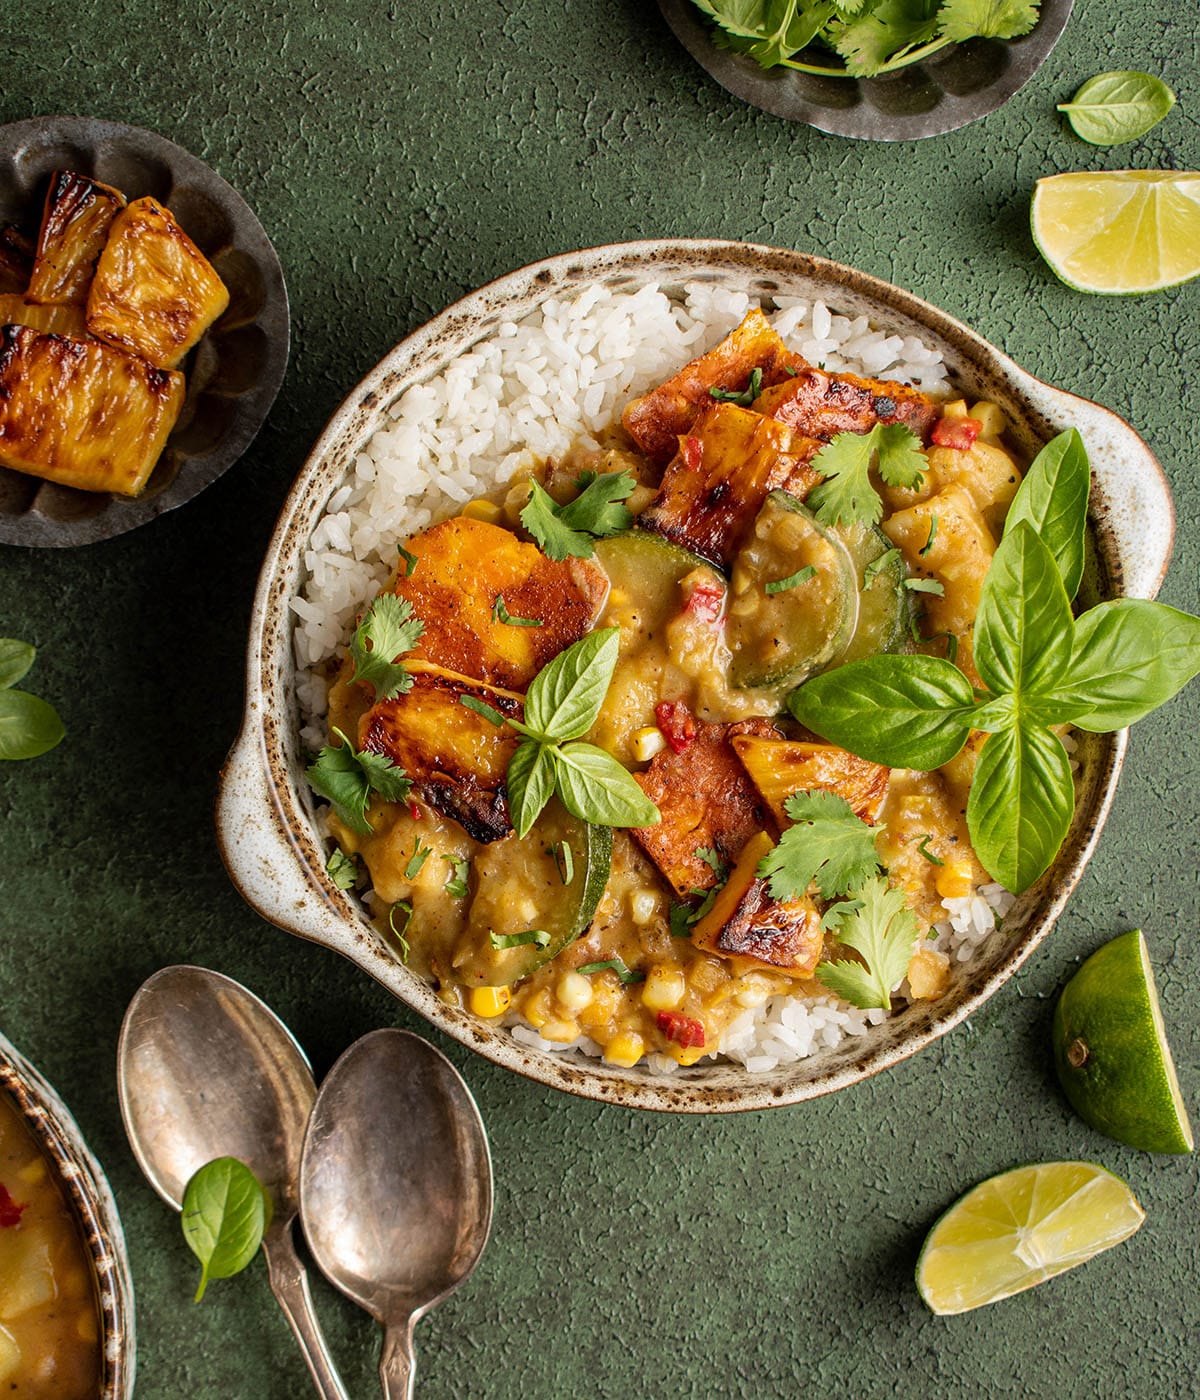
[1031,171,1200,294]
[916,1162,1145,1315]
[1053,929,1193,1154]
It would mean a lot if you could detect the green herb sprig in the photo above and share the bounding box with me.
[807,423,927,527]
[307,727,412,835]
[789,429,1200,894]
[757,790,882,901]
[0,639,65,761]
[817,877,921,1010]
[181,1158,272,1303]
[520,471,636,560]
[348,594,425,700]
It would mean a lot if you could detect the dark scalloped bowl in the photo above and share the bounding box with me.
[0,116,289,547]
[657,0,1075,140]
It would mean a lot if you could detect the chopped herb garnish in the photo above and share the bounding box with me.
[577,957,645,984]
[757,790,882,901]
[808,424,926,527]
[687,885,722,925]
[404,836,432,881]
[325,848,359,890]
[397,545,418,577]
[389,900,413,962]
[669,902,693,939]
[917,834,945,866]
[488,928,551,950]
[863,548,903,589]
[444,856,470,899]
[520,470,636,560]
[492,594,543,628]
[459,693,506,726]
[694,846,726,877]
[348,594,425,701]
[306,728,413,835]
[547,838,575,885]
[920,515,939,556]
[765,564,818,595]
[709,366,763,407]
[905,577,945,597]
[817,877,920,1011]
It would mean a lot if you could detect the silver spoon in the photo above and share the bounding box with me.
[299,1028,493,1399]
[117,964,349,1400]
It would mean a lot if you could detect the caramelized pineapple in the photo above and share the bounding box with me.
[26,171,126,306]
[0,325,184,495]
[0,226,33,294]
[730,735,890,829]
[86,197,229,369]
[0,293,87,338]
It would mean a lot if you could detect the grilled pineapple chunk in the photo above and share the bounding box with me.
[638,402,822,567]
[26,171,126,306]
[86,197,229,369]
[393,516,609,691]
[731,735,890,829]
[0,294,87,338]
[690,830,824,978]
[0,325,184,495]
[358,664,524,843]
[0,226,33,294]
[753,364,939,443]
[622,308,800,465]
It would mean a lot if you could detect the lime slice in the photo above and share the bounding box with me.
[916,1162,1145,1315]
[1031,171,1200,294]
[1053,929,1193,1154]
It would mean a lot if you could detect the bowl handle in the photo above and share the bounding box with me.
[1009,374,1175,601]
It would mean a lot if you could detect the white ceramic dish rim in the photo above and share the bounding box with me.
[0,1031,136,1398]
[217,239,1173,1113]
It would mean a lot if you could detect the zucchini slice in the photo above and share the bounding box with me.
[452,807,613,987]
[726,491,856,695]
[594,529,724,619]
[830,521,910,665]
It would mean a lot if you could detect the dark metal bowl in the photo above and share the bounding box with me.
[0,116,289,547]
[658,0,1075,140]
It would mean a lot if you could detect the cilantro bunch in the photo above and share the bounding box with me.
[691,0,1041,79]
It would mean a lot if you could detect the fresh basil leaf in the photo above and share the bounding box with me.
[1003,429,1090,600]
[524,627,620,741]
[788,654,976,769]
[1049,599,1200,731]
[974,522,1074,699]
[553,743,660,828]
[967,721,1075,894]
[506,741,557,838]
[1057,71,1176,147]
[0,639,35,690]
[181,1157,272,1303]
[0,689,66,761]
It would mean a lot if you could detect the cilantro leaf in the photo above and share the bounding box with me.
[816,877,920,1010]
[831,0,940,77]
[937,0,1039,43]
[698,0,836,67]
[306,727,412,835]
[756,790,882,900]
[445,856,470,899]
[807,423,925,526]
[325,848,359,890]
[349,594,425,701]
[520,472,635,560]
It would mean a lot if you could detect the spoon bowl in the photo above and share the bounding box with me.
[117,965,348,1399]
[300,1029,493,1399]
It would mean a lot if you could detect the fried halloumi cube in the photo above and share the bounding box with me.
[0,325,184,495]
[86,197,229,369]
[26,171,126,307]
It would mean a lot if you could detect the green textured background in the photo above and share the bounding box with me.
[1,3,1198,1396]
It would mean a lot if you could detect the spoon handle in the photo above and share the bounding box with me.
[262,1227,351,1400]
[379,1318,417,1400]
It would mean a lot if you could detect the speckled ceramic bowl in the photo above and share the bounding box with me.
[0,1032,135,1398]
[658,0,1074,141]
[217,240,1173,1113]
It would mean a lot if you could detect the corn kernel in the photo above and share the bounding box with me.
[17,1157,47,1186]
[630,890,660,925]
[630,726,667,762]
[556,970,594,1012]
[469,985,512,1018]
[935,860,975,901]
[969,400,1007,440]
[734,976,771,1009]
[603,1032,645,1068]
[521,989,552,1028]
[671,1043,710,1067]
[539,1017,580,1043]
[641,966,686,1012]
[461,498,502,524]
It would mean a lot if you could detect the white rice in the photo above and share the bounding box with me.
[291,280,1000,1075]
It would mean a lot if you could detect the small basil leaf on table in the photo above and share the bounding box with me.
[788,653,976,769]
[523,627,620,740]
[507,741,558,839]
[0,688,66,761]
[1057,71,1177,146]
[0,639,35,689]
[552,743,660,828]
[974,523,1074,698]
[181,1157,273,1303]
[1003,429,1090,600]
[967,722,1075,895]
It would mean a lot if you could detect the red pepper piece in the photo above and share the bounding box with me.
[680,435,702,472]
[931,417,983,451]
[408,797,423,822]
[0,1183,27,1228]
[654,700,697,754]
[657,1011,706,1049]
[683,578,725,623]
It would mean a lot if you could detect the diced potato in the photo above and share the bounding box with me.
[622,308,800,464]
[731,735,889,828]
[753,364,939,443]
[638,402,821,567]
[392,516,609,691]
[631,716,779,896]
[0,325,184,495]
[26,170,126,306]
[939,438,1023,536]
[0,1225,55,1319]
[0,225,33,294]
[0,292,87,337]
[86,196,229,369]
[358,663,524,842]
[0,1323,20,1383]
[691,830,824,979]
